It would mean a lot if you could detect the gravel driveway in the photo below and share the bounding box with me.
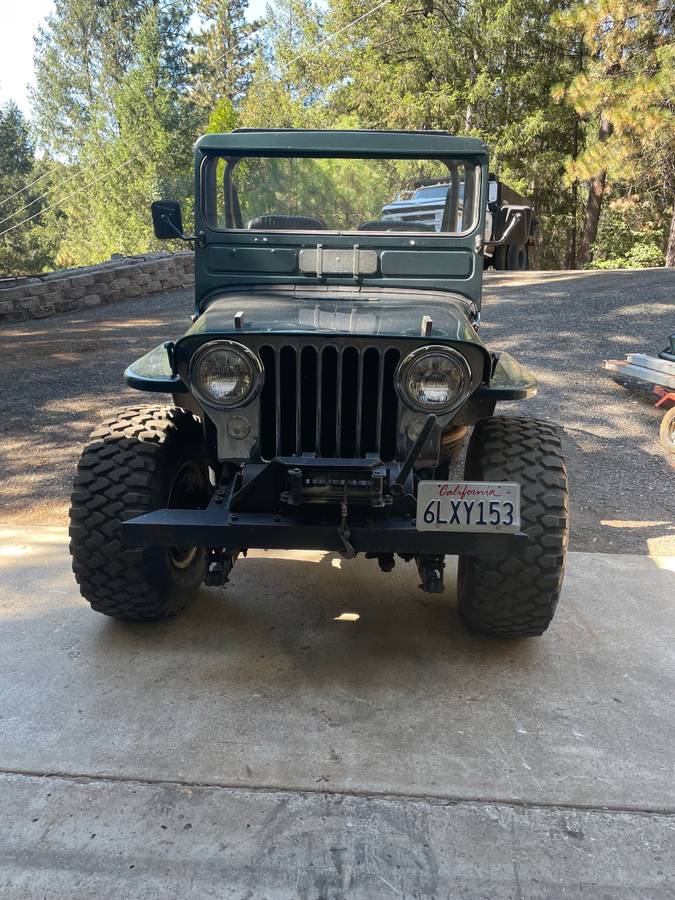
[1,268,673,553]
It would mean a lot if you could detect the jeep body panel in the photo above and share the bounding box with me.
[125,343,536,400]
[125,296,536,404]
[124,282,538,403]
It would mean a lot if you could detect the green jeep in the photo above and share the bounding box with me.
[69,129,569,636]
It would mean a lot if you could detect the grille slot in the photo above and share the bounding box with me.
[259,344,400,461]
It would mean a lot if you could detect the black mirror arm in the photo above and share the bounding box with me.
[160,214,204,247]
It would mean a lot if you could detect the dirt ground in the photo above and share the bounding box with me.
[0,267,673,553]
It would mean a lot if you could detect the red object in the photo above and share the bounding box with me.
[654,387,675,408]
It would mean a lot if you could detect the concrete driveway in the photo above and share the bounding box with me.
[0,269,674,897]
[1,527,674,898]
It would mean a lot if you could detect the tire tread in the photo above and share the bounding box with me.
[458,416,569,636]
[69,405,204,621]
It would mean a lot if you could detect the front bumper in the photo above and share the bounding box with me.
[120,507,528,556]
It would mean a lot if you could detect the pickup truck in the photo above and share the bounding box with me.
[380,175,537,270]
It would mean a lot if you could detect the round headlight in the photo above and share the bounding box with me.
[189,341,263,408]
[396,346,471,413]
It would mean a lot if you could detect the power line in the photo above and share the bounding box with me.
[0,156,138,239]
[237,0,391,89]
[1,0,394,240]
[0,1,379,214]
[0,0,185,212]
[275,0,393,75]
[0,163,90,229]
[240,0,391,89]
[0,5,312,215]
[207,4,319,70]
[203,0,384,80]
[0,170,52,211]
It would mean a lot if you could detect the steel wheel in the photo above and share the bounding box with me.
[659,407,675,453]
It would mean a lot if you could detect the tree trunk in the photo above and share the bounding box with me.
[578,169,606,266]
[569,113,580,268]
[577,113,613,267]
[666,202,675,267]
[464,47,480,130]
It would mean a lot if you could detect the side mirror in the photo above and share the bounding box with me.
[487,180,499,205]
[151,200,184,240]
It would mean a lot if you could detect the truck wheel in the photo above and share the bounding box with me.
[659,406,675,453]
[69,406,210,621]
[507,243,528,270]
[457,416,569,636]
[493,246,507,270]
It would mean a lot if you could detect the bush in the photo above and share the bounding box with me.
[588,195,668,269]
[590,243,665,269]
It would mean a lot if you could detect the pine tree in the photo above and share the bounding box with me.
[555,0,675,266]
[57,4,198,264]
[0,102,58,276]
[33,0,144,159]
[191,0,259,112]
[32,0,196,266]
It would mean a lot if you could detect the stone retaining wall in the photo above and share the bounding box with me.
[0,252,194,323]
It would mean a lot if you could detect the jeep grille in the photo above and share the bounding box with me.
[258,344,401,461]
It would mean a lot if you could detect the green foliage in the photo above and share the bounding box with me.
[0,101,33,175]
[589,244,665,268]
[241,0,581,266]
[32,0,197,267]
[0,0,670,273]
[555,0,674,186]
[32,0,183,160]
[0,102,58,276]
[588,195,668,268]
[206,98,239,133]
[554,0,674,264]
[191,0,258,109]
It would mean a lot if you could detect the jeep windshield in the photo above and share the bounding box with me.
[202,154,480,235]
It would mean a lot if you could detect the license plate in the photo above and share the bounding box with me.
[416,481,521,532]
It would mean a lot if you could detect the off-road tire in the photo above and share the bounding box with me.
[69,406,210,621]
[457,416,569,636]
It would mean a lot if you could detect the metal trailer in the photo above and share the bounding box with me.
[604,334,675,453]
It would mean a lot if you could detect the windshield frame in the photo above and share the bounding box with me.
[198,151,483,239]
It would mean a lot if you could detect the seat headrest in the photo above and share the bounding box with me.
[357,219,437,232]
[246,214,327,230]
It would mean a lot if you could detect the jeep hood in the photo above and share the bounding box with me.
[184,287,486,346]
[125,286,536,400]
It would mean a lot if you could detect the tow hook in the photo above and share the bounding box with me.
[417,555,445,593]
[337,498,356,559]
[205,549,240,586]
